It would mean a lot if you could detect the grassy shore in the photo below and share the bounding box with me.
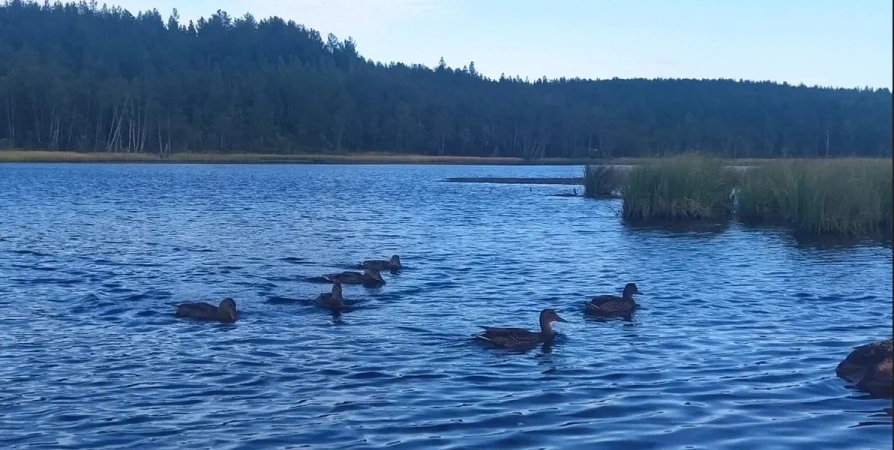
[737,158,892,235]
[620,155,737,221]
[582,165,623,197]
[583,154,892,236]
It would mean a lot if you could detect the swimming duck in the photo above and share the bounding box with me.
[314,282,351,313]
[474,308,567,350]
[585,283,641,317]
[836,338,893,398]
[362,255,402,272]
[323,268,385,287]
[175,298,237,323]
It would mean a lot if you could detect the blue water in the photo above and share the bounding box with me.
[0,163,891,449]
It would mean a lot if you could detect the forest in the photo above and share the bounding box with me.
[0,0,891,158]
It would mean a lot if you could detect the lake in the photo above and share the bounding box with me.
[0,163,891,449]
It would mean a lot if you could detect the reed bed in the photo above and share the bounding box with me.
[737,159,892,235]
[620,154,737,221]
[582,165,623,197]
[613,154,891,236]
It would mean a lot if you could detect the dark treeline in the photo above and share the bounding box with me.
[0,0,891,158]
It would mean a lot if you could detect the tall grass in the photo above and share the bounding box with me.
[738,159,892,235]
[618,155,892,235]
[621,154,736,221]
[583,165,622,197]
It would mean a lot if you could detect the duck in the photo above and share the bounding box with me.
[323,268,385,287]
[473,308,567,350]
[362,255,402,272]
[314,282,351,313]
[836,338,893,398]
[585,283,641,317]
[175,297,237,323]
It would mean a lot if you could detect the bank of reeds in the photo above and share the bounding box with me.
[583,165,623,197]
[620,154,737,221]
[737,159,892,235]
[615,155,891,235]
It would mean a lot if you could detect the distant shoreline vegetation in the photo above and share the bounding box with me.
[0,1,890,158]
[583,155,893,236]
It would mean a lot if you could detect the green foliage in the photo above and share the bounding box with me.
[617,155,892,235]
[737,159,893,235]
[583,165,622,197]
[0,1,890,157]
[621,155,737,221]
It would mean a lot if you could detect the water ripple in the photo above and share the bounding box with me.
[0,164,890,449]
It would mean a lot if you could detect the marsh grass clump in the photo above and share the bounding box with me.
[621,154,736,221]
[583,165,622,197]
[738,159,893,235]
[0,150,161,162]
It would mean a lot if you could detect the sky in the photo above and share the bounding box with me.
[111,0,892,89]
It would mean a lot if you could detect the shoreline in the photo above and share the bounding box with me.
[2,150,876,166]
[0,150,615,166]
[0,150,887,167]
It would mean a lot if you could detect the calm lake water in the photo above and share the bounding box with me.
[0,164,891,449]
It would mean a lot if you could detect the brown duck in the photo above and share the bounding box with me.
[585,283,641,317]
[323,268,385,287]
[314,282,351,313]
[836,338,892,398]
[473,309,567,349]
[362,255,402,272]
[175,298,237,323]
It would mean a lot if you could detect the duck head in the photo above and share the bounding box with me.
[540,308,567,324]
[539,308,567,335]
[365,269,385,284]
[331,282,343,300]
[623,283,641,299]
[390,255,402,268]
[218,298,237,322]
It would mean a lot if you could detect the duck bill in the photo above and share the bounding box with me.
[555,315,568,323]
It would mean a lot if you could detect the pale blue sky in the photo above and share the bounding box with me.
[114,0,892,88]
